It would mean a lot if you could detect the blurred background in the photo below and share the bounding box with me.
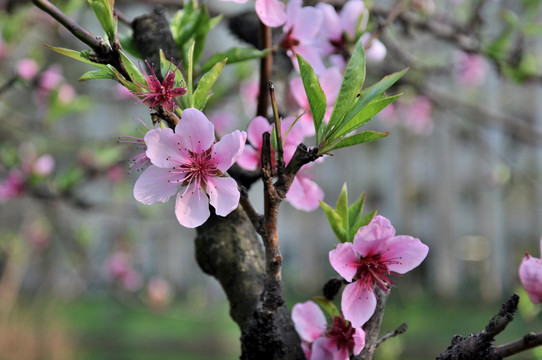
[1,0,542,359]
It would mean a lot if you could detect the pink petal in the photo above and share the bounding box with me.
[219,0,249,3]
[255,0,287,28]
[519,255,542,304]
[315,2,342,42]
[290,77,309,110]
[363,35,387,62]
[352,215,396,257]
[176,108,215,153]
[133,165,180,204]
[385,235,429,274]
[284,0,302,33]
[286,171,324,212]
[320,67,342,105]
[291,301,326,343]
[206,176,240,217]
[340,0,367,39]
[281,116,306,146]
[237,146,261,171]
[293,44,326,75]
[352,327,366,355]
[311,337,348,360]
[145,128,186,168]
[341,281,377,328]
[213,130,247,172]
[247,116,271,148]
[174,185,210,228]
[291,6,322,42]
[329,242,359,282]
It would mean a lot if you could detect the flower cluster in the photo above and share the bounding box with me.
[133,108,246,228]
[519,238,542,304]
[136,62,187,113]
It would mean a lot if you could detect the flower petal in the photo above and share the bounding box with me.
[320,67,342,105]
[286,170,324,212]
[519,255,542,304]
[237,146,261,171]
[247,116,271,148]
[341,281,377,328]
[255,0,287,27]
[291,301,326,343]
[213,130,247,172]
[133,165,180,204]
[352,327,366,355]
[290,77,309,110]
[311,337,346,360]
[145,128,186,168]
[352,215,396,256]
[174,185,210,228]
[291,6,322,42]
[315,2,342,42]
[293,44,326,75]
[206,176,240,217]
[385,235,429,274]
[329,242,359,282]
[340,0,367,39]
[176,108,215,153]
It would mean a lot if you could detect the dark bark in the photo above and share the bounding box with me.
[195,208,304,359]
[354,287,391,360]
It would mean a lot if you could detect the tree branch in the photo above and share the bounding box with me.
[495,331,542,358]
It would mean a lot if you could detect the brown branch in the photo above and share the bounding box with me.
[256,21,272,118]
[377,322,408,348]
[495,331,542,358]
[354,287,391,360]
[269,81,285,175]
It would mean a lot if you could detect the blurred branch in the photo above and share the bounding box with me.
[256,21,272,118]
[377,322,409,347]
[495,331,542,358]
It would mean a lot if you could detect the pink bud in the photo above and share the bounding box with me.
[17,58,39,80]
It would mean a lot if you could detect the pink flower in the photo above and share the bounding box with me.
[519,238,542,304]
[31,154,55,176]
[104,251,142,292]
[39,65,63,91]
[240,76,259,118]
[456,52,488,87]
[290,67,342,136]
[147,276,172,310]
[136,62,187,112]
[362,33,387,63]
[17,58,39,80]
[316,1,368,56]
[403,96,433,135]
[280,0,325,74]
[237,116,324,211]
[292,300,365,360]
[133,108,246,228]
[219,0,287,28]
[0,170,25,202]
[329,215,429,327]
[57,84,76,105]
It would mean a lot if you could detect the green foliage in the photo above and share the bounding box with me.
[297,36,406,155]
[320,184,376,243]
[87,0,117,44]
[313,296,341,318]
[193,59,227,110]
[199,47,271,75]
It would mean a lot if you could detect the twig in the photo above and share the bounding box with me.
[269,81,285,174]
[256,21,272,118]
[495,331,542,358]
[377,323,408,348]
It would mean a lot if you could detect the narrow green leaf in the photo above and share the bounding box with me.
[110,66,142,92]
[192,5,216,65]
[313,296,341,318]
[320,201,347,243]
[327,94,401,142]
[335,183,349,230]
[159,49,186,88]
[297,54,326,143]
[78,68,115,81]
[87,0,116,43]
[119,50,146,85]
[325,68,407,142]
[322,130,389,153]
[186,42,195,108]
[352,209,377,237]
[171,5,201,53]
[193,58,227,110]
[198,47,271,74]
[44,45,109,70]
[326,37,366,132]
[348,193,366,230]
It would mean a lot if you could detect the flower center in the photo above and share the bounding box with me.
[354,253,396,292]
[174,148,219,190]
[280,29,300,51]
[327,316,356,352]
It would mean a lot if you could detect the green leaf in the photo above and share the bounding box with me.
[44,45,109,70]
[313,296,341,318]
[352,209,377,237]
[199,47,271,74]
[335,183,349,229]
[78,68,115,81]
[119,50,146,85]
[320,201,348,243]
[87,0,117,43]
[171,3,201,53]
[109,66,142,92]
[326,37,366,132]
[327,94,401,142]
[348,193,366,231]
[323,130,389,153]
[325,68,407,143]
[192,5,221,65]
[118,33,143,59]
[186,41,195,108]
[297,54,326,143]
[193,58,227,110]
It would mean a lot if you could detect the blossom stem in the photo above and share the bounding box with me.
[269,81,285,174]
[256,21,272,118]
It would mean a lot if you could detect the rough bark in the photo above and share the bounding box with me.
[195,208,304,359]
